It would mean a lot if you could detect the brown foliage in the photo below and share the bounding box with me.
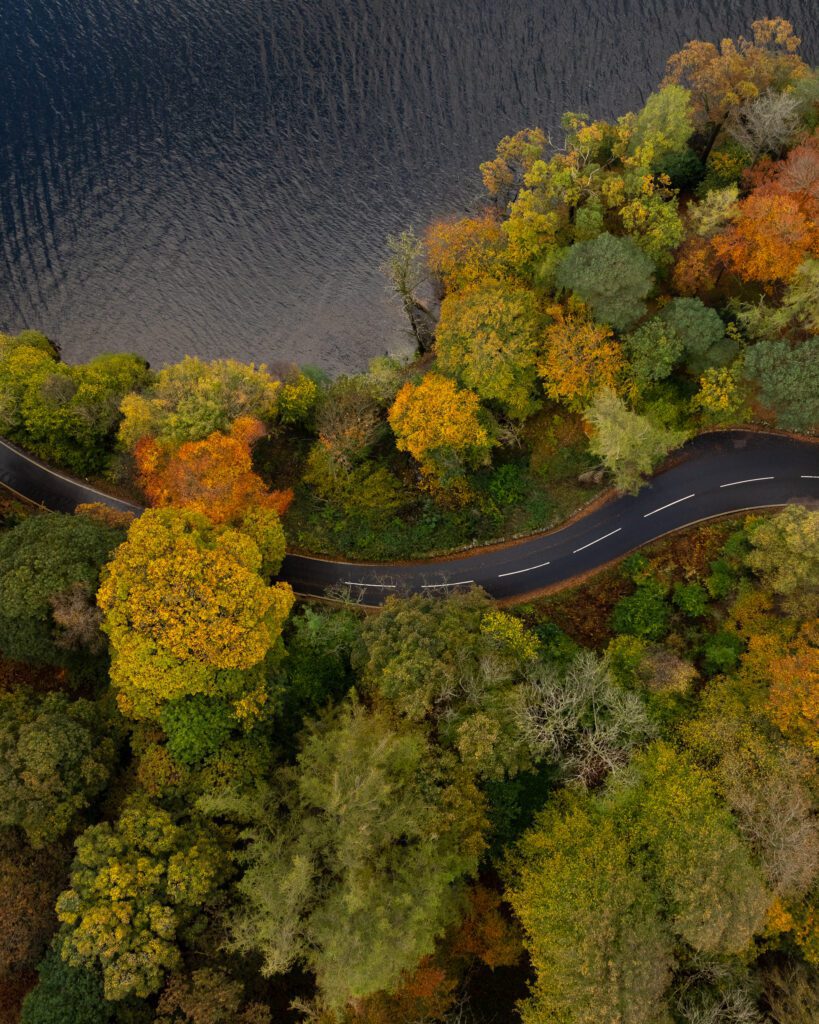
[0,836,69,990]
[50,581,106,653]
[663,19,807,129]
[155,968,271,1024]
[74,502,136,530]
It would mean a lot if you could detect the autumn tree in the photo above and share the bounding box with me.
[388,374,495,492]
[746,506,819,617]
[691,364,747,423]
[0,690,115,848]
[435,280,544,419]
[764,622,819,756]
[506,798,674,1024]
[585,389,688,493]
[0,837,69,995]
[425,213,506,291]
[313,376,383,467]
[663,19,809,160]
[712,190,818,284]
[554,233,655,330]
[97,508,294,720]
[155,968,270,1024]
[207,700,486,1010]
[682,680,819,897]
[56,799,227,1000]
[136,417,291,524]
[479,127,547,206]
[728,89,801,158]
[118,356,280,450]
[538,303,625,410]
[0,512,124,665]
[743,337,819,432]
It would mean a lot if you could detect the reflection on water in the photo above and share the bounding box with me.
[0,0,816,371]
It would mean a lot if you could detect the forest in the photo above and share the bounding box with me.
[0,17,817,1024]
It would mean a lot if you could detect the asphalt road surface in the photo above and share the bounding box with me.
[1,431,817,605]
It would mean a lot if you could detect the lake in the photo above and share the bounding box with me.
[1,0,816,372]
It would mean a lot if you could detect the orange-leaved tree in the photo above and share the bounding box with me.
[425,213,506,292]
[538,302,625,410]
[136,416,292,524]
[764,621,819,756]
[711,189,818,284]
[388,373,495,493]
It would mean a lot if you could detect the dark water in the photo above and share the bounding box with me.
[1,2,816,372]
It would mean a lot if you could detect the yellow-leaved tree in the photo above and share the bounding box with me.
[538,303,625,410]
[388,374,495,496]
[97,508,294,720]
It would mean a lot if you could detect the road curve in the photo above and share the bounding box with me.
[1,431,817,606]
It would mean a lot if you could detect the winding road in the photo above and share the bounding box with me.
[1,431,817,606]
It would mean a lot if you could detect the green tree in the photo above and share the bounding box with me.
[554,233,655,331]
[658,298,735,376]
[746,505,819,616]
[435,280,544,420]
[20,950,113,1024]
[585,389,688,494]
[627,85,694,171]
[611,742,769,953]
[0,512,124,665]
[118,356,280,450]
[208,701,486,1009]
[611,580,672,641]
[357,591,532,779]
[56,800,226,1000]
[625,319,685,387]
[160,695,235,768]
[743,337,819,432]
[0,334,151,474]
[506,798,674,1024]
[0,691,115,848]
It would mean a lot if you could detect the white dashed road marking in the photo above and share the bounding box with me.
[498,560,551,578]
[801,475,819,479]
[643,493,695,518]
[421,580,475,588]
[342,581,397,589]
[572,528,622,554]
[720,476,774,488]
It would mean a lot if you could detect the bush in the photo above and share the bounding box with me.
[21,951,113,1024]
[672,581,709,618]
[611,580,671,641]
[701,630,745,676]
